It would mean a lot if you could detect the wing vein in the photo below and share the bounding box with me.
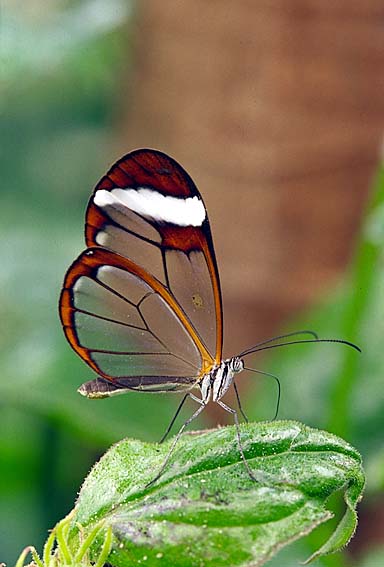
[66,307,146,330]
[89,220,162,249]
[92,277,141,309]
[88,349,171,355]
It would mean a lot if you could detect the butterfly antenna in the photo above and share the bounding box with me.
[243,367,281,420]
[238,330,318,357]
[240,338,361,357]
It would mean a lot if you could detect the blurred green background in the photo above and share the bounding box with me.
[1,1,384,566]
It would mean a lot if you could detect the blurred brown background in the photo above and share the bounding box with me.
[118,0,383,355]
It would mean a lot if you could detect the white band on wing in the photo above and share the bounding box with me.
[94,187,206,227]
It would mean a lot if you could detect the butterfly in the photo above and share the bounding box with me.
[59,148,359,485]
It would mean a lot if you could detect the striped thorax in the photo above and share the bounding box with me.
[200,357,244,404]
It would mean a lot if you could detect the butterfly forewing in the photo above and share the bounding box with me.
[85,149,223,361]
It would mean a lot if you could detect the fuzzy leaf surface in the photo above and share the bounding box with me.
[70,421,364,567]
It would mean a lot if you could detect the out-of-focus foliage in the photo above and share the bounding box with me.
[1,1,208,563]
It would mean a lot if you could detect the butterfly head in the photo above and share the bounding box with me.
[229,356,244,373]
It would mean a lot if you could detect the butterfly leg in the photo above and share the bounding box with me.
[219,400,288,487]
[159,393,190,444]
[145,394,207,488]
[216,400,259,482]
[233,381,249,423]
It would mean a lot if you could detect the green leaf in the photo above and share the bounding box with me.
[68,421,365,567]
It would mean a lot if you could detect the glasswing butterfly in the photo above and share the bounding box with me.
[59,148,360,485]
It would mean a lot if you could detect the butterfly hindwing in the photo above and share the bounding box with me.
[60,247,213,392]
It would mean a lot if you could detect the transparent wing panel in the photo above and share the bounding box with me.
[96,265,152,304]
[74,312,166,353]
[73,276,144,327]
[95,225,166,284]
[165,249,217,356]
[140,293,201,369]
[90,352,197,378]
